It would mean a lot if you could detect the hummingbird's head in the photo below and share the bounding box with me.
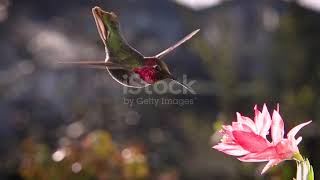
[133,57,173,84]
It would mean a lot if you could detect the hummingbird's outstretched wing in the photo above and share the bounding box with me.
[59,61,130,70]
[155,29,200,59]
[92,7,144,67]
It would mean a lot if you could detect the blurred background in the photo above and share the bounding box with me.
[0,0,319,179]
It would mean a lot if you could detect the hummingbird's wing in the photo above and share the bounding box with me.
[59,60,130,70]
[155,29,200,59]
[92,7,144,67]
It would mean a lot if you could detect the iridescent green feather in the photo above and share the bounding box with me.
[99,11,144,68]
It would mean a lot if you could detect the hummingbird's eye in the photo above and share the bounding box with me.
[153,65,161,71]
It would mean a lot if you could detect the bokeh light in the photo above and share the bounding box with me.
[172,0,226,11]
[298,0,320,12]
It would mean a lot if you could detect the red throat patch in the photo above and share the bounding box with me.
[133,66,157,84]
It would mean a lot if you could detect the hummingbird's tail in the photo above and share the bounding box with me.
[92,7,118,46]
[155,29,200,59]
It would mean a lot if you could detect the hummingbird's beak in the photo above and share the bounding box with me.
[172,78,193,93]
[162,73,193,92]
[165,73,175,80]
[160,68,174,80]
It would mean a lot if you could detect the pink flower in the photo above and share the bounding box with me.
[213,104,311,174]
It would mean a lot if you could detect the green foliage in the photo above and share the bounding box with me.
[19,130,150,180]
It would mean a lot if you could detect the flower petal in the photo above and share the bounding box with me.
[259,104,272,137]
[232,122,252,132]
[254,105,262,131]
[296,137,302,145]
[271,110,284,144]
[261,159,281,174]
[274,139,298,159]
[232,131,269,153]
[238,146,278,162]
[237,112,256,133]
[287,121,312,141]
[213,143,250,156]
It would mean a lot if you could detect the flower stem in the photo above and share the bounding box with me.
[293,152,304,162]
[295,158,314,180]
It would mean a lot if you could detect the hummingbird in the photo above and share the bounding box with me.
[62,6,200,90]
